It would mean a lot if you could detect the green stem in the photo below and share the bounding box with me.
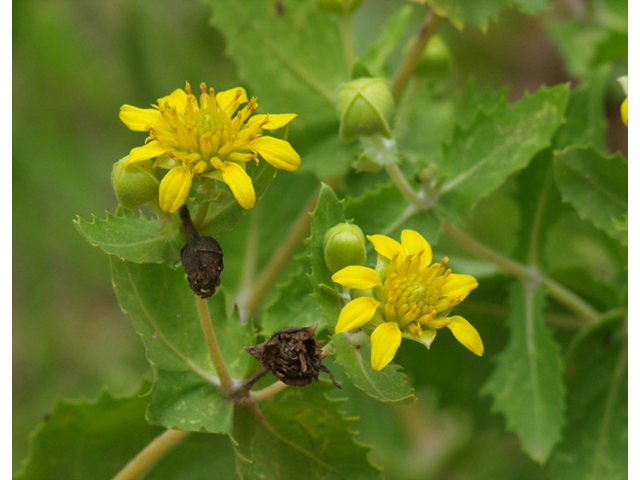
[195,295,235,394]
[444,223,600,324]
[112,429,190,480]
[338,13,357,72]
[391,11,442,102]
[191,202,210,229]
[239,183,330,314]
[385,163,426,209]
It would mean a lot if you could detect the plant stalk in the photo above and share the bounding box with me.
[444,223,600,324]
[391,11,442,102]
[338,13,357,71]
[385,163,426,209]
[239,182,334,314]
[112,429,190,480]
[195,295,235,393]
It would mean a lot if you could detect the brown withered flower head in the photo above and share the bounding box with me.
[245,326,341,389]
[179,205,224,298]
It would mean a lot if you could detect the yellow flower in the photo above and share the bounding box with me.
[119,82,300,212]
[621,97,628,127]
[332,229,483,371]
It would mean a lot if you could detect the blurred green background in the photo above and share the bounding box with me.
[13,0,627,475]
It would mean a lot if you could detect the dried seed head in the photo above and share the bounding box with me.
[179,205,224,298]
[244,326,341,389]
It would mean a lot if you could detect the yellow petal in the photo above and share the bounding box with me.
[331,266,381,289]
[334,297,380,334]
[621,97,628,127]
[370,322,402,371]
[159,166,193,213]
[246,114,298,130]
[216,87,248,110]
[401,229,432,268]
[250,136,301,171]
[440,274,478,299]
[157,88,188,111]
[126,141,168,165]
[119,105,161,132]
[219,162,256,210]
[446,316,484,356]
[367,234,403,261]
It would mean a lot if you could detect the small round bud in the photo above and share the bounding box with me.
[406,35,452,80]
[315,0,363,15]
[111,158,160,209]
[336,78,394,142]
[323,223,366,272]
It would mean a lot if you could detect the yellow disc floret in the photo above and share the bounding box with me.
[119,82,300,212]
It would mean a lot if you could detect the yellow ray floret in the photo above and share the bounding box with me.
[119,82,300,212]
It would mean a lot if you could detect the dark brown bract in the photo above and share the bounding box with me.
[179,205,224,298]
[244,326,341,389]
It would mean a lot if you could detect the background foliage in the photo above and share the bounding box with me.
[13,0,627,477]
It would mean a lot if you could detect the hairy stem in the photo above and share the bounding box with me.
[195,295,235,393]
[338,13,357,71]
[385,163,425,209]
[391,11,442,102]
[444,223,600,324]
[112,429,190,480]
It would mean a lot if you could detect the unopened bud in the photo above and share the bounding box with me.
[406,35,452,80]
[315,0,363,15]
[179,205,224,298]
[244,326,340,388]
[111,158,159,209]
[336,78,394,142]
[323,223,366,272]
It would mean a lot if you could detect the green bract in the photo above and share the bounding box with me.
[336,77,394,142]
[111,158,159,209]
[323,222,366,272]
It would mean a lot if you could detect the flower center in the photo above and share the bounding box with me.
[382,254,450,329]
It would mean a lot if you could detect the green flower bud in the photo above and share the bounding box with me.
[111,157,160,209]
[315,0,363,15]
[336,78,394,142]
[405,35,452,80]
[323,223,367,272]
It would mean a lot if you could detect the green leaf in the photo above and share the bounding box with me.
[361,5,413,77]
[202,160,278,237]
[512,150,565,266]
[550,315,627,480]
[481,282,565,463]
[232,382,382,479]
[296,127,357,180]
[425,0,548,31]
[345,181,442,243]
[111,259,256,433]
[553,65,610,152]
[206,0,344,127]
[554,147,628,246]
[261,254,321,336]
[545,19,609,79]
[75,209,181,266]
[332,335,414,403]
[436,84,570,220]
[308,184,347,332]
[14,385,237,480]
